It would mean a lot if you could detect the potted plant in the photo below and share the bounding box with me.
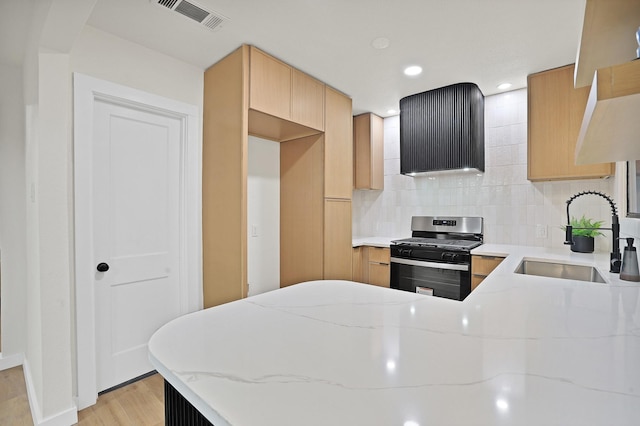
[564,215,604,253]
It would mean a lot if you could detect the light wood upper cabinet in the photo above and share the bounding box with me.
[572,1,640,164]
[354,113,384,190]
[527,64,614,181]
[574,0,640,88]
[249,47,325,132]
[249,47,291,120]
[575,58,640,165]
[325,86,353,199]
[324,199,352,280]
[292,69,325,131]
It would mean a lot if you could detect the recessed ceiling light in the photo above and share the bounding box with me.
[404,65,422,76]
[497,82,512,90]
[387,109,397,115]
[371,37,390,49]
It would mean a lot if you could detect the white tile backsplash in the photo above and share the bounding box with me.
[353,88,618,252]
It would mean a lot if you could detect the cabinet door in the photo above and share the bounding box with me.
[471,255,504,291]
[324,199,352,280]
[352,247,363,282]
[281,135,324,287]
[528,64,614,181]
[471,275,484,292]
[249,47,291,120]
[367,247,390,287]
[292,69,325,131]
[368,247,389,264]
[368,263,390,287]
[203,45,249,308]
[354,113,384,190]
[325,87,353,199]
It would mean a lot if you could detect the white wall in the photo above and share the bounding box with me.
[353,89,617,252]
[33,51,75,418]
[248,136,280,296]
[70,26,204,107]
[68,23,204,395]
[15,12,206,423]
[0,63,27,359]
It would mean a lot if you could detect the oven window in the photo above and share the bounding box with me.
[391,263,470,300]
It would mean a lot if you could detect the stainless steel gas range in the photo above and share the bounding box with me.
[390,216,483,301]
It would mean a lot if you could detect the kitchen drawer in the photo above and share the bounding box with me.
[368,262,390,287]
[472,255,504,277]
[368,247,390,264]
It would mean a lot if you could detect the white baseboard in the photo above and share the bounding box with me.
[23,359,78,426]
[0,352,24,370]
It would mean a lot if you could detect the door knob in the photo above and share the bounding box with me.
[96,262,110,272]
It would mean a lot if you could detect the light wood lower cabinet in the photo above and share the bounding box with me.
[352,247,363,282]
[353,246,390,287]
[471,255,505,291]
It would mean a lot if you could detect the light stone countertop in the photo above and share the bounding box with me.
[149,244,640,425]
[352,236,405,248]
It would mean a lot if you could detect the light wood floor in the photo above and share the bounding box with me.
[0,366,165,425]
[0,366,32,425]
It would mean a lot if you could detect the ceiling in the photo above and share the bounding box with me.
[3,0,586,117]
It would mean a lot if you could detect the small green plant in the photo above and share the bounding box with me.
[565,215,604,237]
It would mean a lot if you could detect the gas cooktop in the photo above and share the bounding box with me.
[392,237,482,250]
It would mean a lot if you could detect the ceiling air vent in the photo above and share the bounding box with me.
[151,0,228,31]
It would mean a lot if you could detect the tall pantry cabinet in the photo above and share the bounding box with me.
[203,45,353,307]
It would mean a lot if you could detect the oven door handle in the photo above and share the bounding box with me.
[390,257,469,272]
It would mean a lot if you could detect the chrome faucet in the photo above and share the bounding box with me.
[563,191,621,273]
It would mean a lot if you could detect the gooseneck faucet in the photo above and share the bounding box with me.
[564,191,621,273]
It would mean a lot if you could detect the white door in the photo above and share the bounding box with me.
[92,99,182,392]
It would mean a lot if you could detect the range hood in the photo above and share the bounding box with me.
[400,83,485,175]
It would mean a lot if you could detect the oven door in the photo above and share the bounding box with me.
[390,257,471,301]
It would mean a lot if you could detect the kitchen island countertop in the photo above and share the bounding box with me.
[149,244,640,425]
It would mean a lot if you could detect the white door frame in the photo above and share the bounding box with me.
[73,73,202,409]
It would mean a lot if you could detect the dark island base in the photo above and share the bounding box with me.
[164,380,214,426]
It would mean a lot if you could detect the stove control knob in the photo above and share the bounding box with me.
[442,252,458,262]
[400,248,413,256]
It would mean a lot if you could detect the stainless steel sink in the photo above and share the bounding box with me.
[514,258,606,283]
